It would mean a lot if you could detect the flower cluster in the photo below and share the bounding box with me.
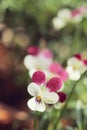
[66,54,87,81]
[27,71,66,112]
[24,46,87,113]
[24,46,68,81]
[52,6,87,30]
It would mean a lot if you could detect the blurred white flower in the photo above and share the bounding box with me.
[52,17,66,30]
[52,6,87,30]
[24,48,53,77]
[57,8,71,22]
[66,54,87,81]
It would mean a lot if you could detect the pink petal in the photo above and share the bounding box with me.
[83,60,87,66]
[71,6,87,17]
[46,77,62,92]
[32,71,46,85]
[73,54,82,60]
[79,6,87,13]
[49,62,68,81]
[27,46,39,56]
[40,49,53,58]
[57,69,69,81]
[58,92,67,103]
[71,9,81,17]
[49,62,62,74]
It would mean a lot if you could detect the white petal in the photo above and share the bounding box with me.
[79,64,87,74]
[69,71,80,81]
[29,68,37,77]
[27,97,46,112]
[66,66,80,80]
[58,9,71,21]
[52,17,66,30]
[24,55,37,69]
[54,103,61,109]
[43,92,59,104]
[27,82,41,96]
[37,54,52,69]
[67,57,80,66]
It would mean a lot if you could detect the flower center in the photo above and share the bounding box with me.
[73,65,77,70]
[73,62,82,70]
[36,65,42,70]
[73,62,80,70]
[36,96,41,103]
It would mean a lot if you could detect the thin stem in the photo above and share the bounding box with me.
[53,70,87,130]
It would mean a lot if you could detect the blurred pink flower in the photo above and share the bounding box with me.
[49,62,68,81]
[71,6,87,17]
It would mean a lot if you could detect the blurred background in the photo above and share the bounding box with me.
[0,0,87,130]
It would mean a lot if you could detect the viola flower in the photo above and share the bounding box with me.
[24,46,53,77]
[27,71,63,112]
[52,6,87,30]
[54,92,67,109]
[49,62,68,81]
[52,8,71,30]
[66,54,87,81]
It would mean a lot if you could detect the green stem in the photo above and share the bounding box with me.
[53,70,87,130]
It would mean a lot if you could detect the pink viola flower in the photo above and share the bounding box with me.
[27,71,63,112]
[71,6,87,23]
[49,62,68,81]
[24,46,53,77]
[71,7,87,17]
[66,54,87,81]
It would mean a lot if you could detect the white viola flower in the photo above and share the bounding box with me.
[52,17,66,30]
[27,71,63,112]
[24,46,53,77]
[52,8,71,30]
[66,54,87,81]
[57,8,71,22]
